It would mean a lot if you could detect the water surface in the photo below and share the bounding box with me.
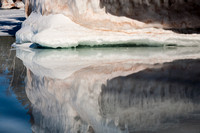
[1,36,200,133]
[0,36,32,133]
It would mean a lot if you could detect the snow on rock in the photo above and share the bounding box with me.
[15,13,200,48]
[0,0,14,8]
[0,0,24,9]
[15,0,200,48]
[14,0,24,8]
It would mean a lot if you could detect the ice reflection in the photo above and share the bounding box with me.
[16,47,200,133]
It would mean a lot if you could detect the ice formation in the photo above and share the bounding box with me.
[15,0,200,48]
[16,47,200,132]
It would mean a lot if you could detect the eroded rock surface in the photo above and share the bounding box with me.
[25,0,200,30]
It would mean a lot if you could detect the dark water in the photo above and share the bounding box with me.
[1,36,200,133]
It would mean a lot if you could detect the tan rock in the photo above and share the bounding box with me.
[24,0,200,30]
[0,0,24,9]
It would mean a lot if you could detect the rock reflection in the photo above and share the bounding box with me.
[100,59,200,132]
[16,47,200,133]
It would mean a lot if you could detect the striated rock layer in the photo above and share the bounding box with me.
[100,0,200,30]
[25,0,200,29]
[15,0,200,48]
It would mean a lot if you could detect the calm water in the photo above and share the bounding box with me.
[0,36,32,133]
[0,36,200,133]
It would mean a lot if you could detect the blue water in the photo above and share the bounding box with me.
[0,37,32,133]
[0,76,31,133]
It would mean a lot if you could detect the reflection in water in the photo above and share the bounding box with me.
[0,37,32,133]
[100,59,200,132]
[16,46,200,133]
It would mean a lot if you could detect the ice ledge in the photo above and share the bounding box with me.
[15,13,200,48]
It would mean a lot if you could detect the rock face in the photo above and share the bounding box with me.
[15,0,200,48]
[0,0,24,9]
[24,0,200,30]
[100,0,200,30]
